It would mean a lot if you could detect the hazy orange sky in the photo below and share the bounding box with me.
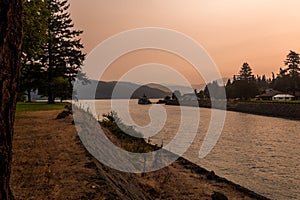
[69,0,300,85]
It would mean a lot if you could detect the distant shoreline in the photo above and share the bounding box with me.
[165,99,300,120]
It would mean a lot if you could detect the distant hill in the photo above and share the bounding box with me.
[94,81,172,99]
[75,80,219,100]
[146,83,172,93]
[147,83,201,94]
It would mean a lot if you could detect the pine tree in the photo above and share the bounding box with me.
[21,0,48,102]
[23,0,48,61]
[284,50,300,95]
[284,50,300,77]
[238,62,254,82]
[41,0,85,103]
[232,63,258,100]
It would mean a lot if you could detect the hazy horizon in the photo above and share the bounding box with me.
[69,0,300,84]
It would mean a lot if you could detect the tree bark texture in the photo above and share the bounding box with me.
[0,0,23,199]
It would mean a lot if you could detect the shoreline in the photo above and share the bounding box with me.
[165,99,300,120]
[80,108,270,200]
[12,109,270,199]
[176,157,269,199]
[145,144,270,200]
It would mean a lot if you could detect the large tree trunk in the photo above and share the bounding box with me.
[0,0,23,199]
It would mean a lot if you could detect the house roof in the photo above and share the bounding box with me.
[256,89,281,98]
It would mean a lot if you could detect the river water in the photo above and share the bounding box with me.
[93,100,300,200]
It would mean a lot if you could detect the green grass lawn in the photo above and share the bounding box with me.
[253,100,300,104]
[16,102,69,112]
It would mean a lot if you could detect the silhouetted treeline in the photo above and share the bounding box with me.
[199,50,300,100]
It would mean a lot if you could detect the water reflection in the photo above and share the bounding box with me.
[95,100,300,200]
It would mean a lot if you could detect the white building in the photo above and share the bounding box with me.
[272,94,294,101]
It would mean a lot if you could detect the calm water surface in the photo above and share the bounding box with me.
[94,100,300,200]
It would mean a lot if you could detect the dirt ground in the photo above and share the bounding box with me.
[11,110,266,200]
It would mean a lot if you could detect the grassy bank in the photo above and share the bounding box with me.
[16,102,69,112]
[246,100,300,104]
